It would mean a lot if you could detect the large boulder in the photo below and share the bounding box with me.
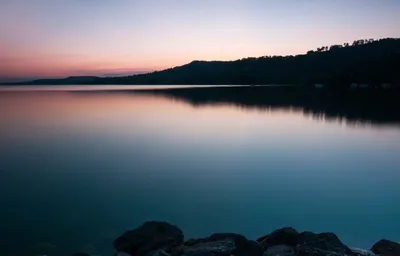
[257,227,299,249]
[296,232,352,256]
[371,239,400,256]
[182,233,264,256]
[113,221,184,256]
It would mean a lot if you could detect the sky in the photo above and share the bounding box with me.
[0,0,399,82]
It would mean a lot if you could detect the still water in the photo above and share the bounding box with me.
[0,86,399,256]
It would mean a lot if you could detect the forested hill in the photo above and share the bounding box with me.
[10,38,400,86]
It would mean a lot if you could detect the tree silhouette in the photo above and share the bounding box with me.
[329,45,342,50]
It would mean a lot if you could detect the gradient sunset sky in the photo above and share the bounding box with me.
[1,0,399,82]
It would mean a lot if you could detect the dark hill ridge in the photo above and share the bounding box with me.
[4,38,400,87]
[72,221,399,256]
[93,38,400,86]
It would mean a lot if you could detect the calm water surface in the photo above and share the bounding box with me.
[0,86,399,255]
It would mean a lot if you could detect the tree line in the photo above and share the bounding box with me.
[310,38,377,53]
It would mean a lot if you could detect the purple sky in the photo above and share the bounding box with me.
[0,0,399,81]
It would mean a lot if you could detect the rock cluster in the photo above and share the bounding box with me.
[105,221,400,256]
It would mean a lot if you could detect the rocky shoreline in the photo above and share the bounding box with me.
[74,221,399,256]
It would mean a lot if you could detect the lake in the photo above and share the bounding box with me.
[0,86,399,256]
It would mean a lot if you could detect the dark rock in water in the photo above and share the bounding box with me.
[296,232,352,256]
[183,238,236,256]
[296,247,348,256]
[182,233,264,256]
[263,245,295,256]
[371,239,400,256]
[257,227,299,249]
[113,221,184,256]
[148,247,184,256]
[112,222,394,256]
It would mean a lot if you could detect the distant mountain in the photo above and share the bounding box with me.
[7,76,99,85]
[5,38,400,87]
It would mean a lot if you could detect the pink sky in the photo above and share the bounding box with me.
[0,0,399,81]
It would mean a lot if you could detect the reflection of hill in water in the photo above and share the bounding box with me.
[131,86,400,127]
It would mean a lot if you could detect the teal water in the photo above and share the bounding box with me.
[0,86,399,256]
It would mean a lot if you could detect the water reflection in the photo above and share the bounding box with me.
[121,86,400,128]
[0,89,400,256]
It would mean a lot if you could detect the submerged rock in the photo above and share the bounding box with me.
[113,221,184,256]
[296,232,352,256]
[371,239,400,256]
[182,233,263,256]
[257,227,299,249]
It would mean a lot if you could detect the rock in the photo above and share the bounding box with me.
[296,247,345,256]
[183,238,236,256]
[350,247,376,256]
[263,245,295,256]
[113,221,184,256]
[182,233,263,256]
[371,239,400,256]
[296,232,352,256]
[257,227,299,249]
